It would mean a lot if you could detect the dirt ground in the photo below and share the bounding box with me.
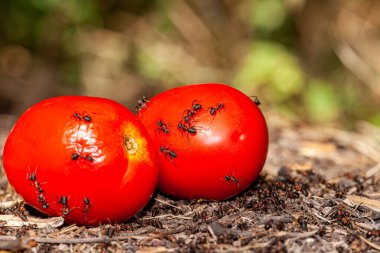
[1,114,380,253]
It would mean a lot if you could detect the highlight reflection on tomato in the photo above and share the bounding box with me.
[3,96,158,226]
[138,83,269,200]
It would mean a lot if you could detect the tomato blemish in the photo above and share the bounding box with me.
[124,135,138,155]
[122,123,152,165]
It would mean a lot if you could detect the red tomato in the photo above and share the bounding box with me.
[138,83,268,200]
[3,96,158,225]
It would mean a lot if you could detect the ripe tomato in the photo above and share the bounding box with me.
[138,83,268,200]
[3,96,158,225]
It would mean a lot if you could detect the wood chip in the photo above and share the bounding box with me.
[274,229,319,239]
[0,215,64,228]
[48,224,78,237]
[0,239,25,251]
[344,195,380,213]
[285,162,313,172]
[135,247,168,253]
[300,141,336,158]
[0,200,22,209]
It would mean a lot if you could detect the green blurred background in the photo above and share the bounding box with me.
[0,0,379,128]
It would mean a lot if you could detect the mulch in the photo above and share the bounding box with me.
[0,113,380,253]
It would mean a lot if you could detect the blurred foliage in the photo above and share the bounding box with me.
[0,0,380,128]
[234,41,305,101]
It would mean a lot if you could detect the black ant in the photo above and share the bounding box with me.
[29,172,36,182]
[71,153,94,162]
[297,216,308,230]
[37,192,49,209]
[157,119,170,135]
[223,170,240,188]
[37,193,44,203]
[251,96,261,106]
[72,112,92,122]
[15,204,28,221]
[83,115,92,122]
[225,175,240,184]
[58,196,68,205]
[27,169,49,208]
[135,96,149,113]
[27,169,44,193]
[192,100,202,111]
[84,197,91,210]
[182,109,197,123]
[37,193,48,207]
[58,195,70,216]
[159,145,177,160]
[34,181,44,193]
[73,112,82,120]
[177,121,201,148]
[85,155,94,162]
[83,197,92,220]
[183,115,191,123]
[207,103,224,116]
[181,100,202,123]
[177,122,197,135]
[71,153,80,160]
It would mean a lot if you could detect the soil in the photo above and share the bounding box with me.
[0,114,380,253]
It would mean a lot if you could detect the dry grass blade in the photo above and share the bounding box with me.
[207,225,218,241]
[154,196,184,211]
[366,163,380,178]
[359,236,380,251]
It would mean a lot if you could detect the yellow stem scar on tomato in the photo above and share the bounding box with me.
[122,122,152,166]
[124,136,138,155]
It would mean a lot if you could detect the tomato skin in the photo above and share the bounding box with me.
[138,83,269,200]
[3,96,158,226]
